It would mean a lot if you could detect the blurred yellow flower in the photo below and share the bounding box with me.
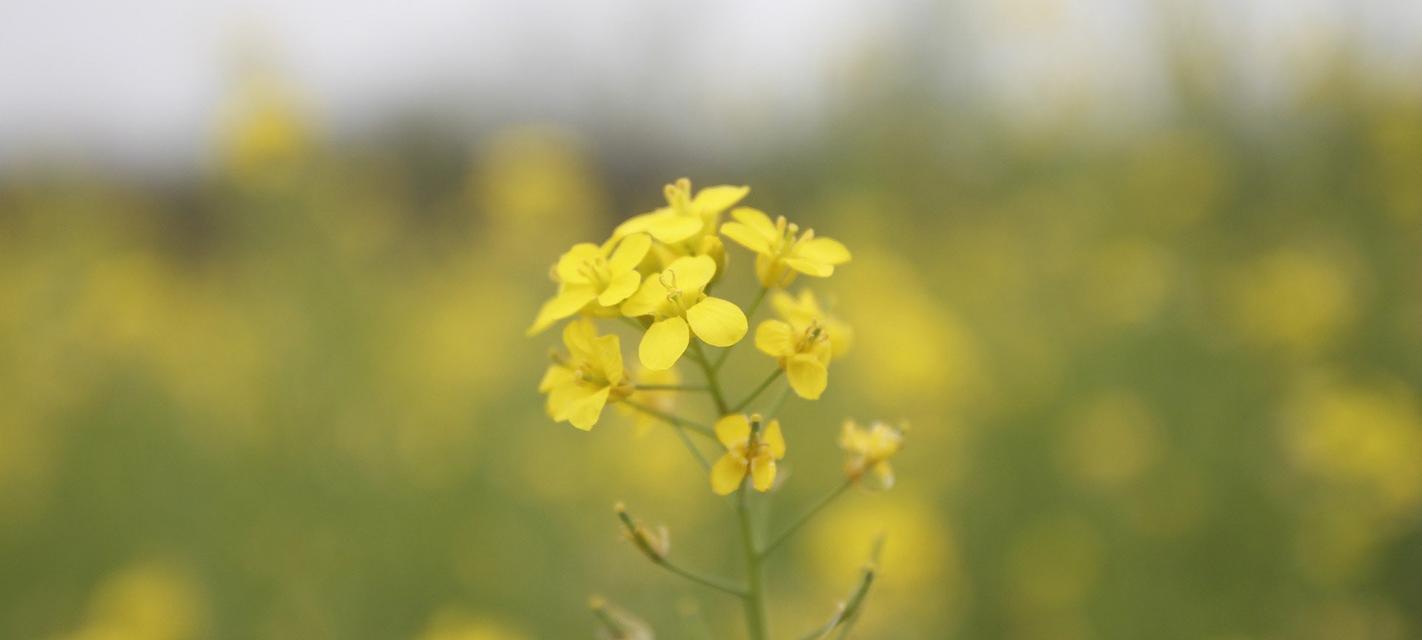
[620,255,747,370]
[720,208,852,288]
[1228,248,1354,354]
[527,233,653,335]
[616,366,681,436]
[710,414,786,495]
[770,289,852,358]
[59,562,205,640]
[539,319,631,430]
[840,420,906,490]
[416,607,525,640]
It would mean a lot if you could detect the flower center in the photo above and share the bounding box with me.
[576,255,613,288]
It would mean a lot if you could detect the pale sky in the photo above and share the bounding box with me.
[0,0,1418,172]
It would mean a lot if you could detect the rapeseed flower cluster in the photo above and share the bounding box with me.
[527,179,904,640]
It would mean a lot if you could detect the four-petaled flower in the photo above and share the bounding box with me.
[770,289,852,358]
[528,233,653,335]
[839,420,905,489]
[711,414,787,495]
[754,315,833,401]
[539,319,632,430]
[616,178,749,245]
[621,255,747,370]
[720,208,851,288]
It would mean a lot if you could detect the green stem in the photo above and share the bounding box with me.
[713,286,770,371]
[635,384,707,392]
[652,557,747,597]
[619,400,715,439]
[619,400,714,471]
[732,369,783,413]
[760,479,853,557]
[736,484,769,640]
[689,341,729,415]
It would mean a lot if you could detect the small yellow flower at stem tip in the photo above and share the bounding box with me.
[840,420,907,490]
[614,178,749,245]
[720,207,851,288]
[710,414,787,495]
[620,255,747,370]
[539,319,632,430]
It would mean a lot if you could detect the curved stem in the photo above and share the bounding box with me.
[732,369,783,413]
[688,341,729,415]
[760,479,853,557]
[619,400,715,439]
[652,557,747,597]
[736,484,769,640]
[713,286,770,371]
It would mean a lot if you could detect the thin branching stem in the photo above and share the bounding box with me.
[619,400,715,438]
[732,369,783,413]
[635,384,707,392]
[760,478,854,557]
[688,341,729,414]
[713,286,769,371]
[650,557,747,597]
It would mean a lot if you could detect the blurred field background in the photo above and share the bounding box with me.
[2,1,1422,639]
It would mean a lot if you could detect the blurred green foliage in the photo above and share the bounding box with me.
[2,45,1421,640]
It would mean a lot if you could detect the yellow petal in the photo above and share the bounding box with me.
[731,207,777,237]
[786,353,828,399]
[639,317,689,370]
[563,386,611,431]
[710,454,748,495]
[598,270,641,306]
[714,414,751,449]
[554,243,602,283]
[686,297,747,347]
[647,213,703,243]
[871,461,896,490]
[592,334,624,385]
[538,364,575,393]
[664,255,717,292]
[782,257,835,278]
[754,319,796,357]
[527,286,597,335]
[608,233,652,273]
[620,277,667,317]
[691,185,750,214]
[720,221,772,254]
[750,455,777,491]
[548,381,591,422]
[761,419,786,459]
[561,317,600,361]
[613,209,669,237]
[794,237,851,265]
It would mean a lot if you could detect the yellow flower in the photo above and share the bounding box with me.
[754,315,833,400]
[770,288,852,358]
[539,319,632,430]
[527,233,652,335]
[615,178,748,245]
[710,414,787,495]
[620,255,747,370]
[720,208,851,287]
[840,420,905,489]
